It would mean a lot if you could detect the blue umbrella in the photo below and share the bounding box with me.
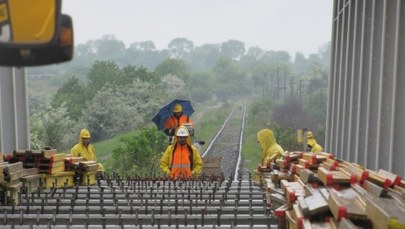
[151,99,194,130]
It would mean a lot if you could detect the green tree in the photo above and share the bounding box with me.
[129,40,156,51]
[246,46,264,59]
[186,44,221,71]
[30,104,74,149]
[154,59,190,81]
[188,72,214,102]
[51,76,86,121]
[168,38,194,59]
[122,65,159,84]
[80,79,164,141]
[79,85,140,142]
[221,39,245,60]
[109,127,167,175]
[94,34,126,61]
[125,41,168,68]
[293,52,309,74]
[86,61,122,98]
[160,75,188,99]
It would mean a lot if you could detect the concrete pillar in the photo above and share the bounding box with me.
[0,67,29,153]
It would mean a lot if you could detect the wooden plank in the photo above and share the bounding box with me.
[48,153,66,162]
[377,169,401,187]
[318,167,351,186]
[285,209,297,228]
[303,153,318,165]
[328,188,367,221]
[42,149,57,158]
[366,169,391,189]
[5,169,24,182]
[276,158,289,169]
[306,220,338,229]
[65,157,84,164]
[283,151,303,163]
[322,161,338,171]
[39,165,65,175]
[300,168,321,184]
[270,193,287,208]
[298,192,329,217]
[340,163,368,184]
[295,164,306,175]
[23,168,38,176]
[365,195,405,229]
[299,158,310,169]
[274,204,290,229]
[338,218,361,229]
[293,203,305,229]
[4,162,23,174]
[39,160,64,168]
[361,180,387,197]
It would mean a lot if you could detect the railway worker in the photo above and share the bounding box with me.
[160,126,203,179]
[163,104,193,137]
[71,129,104,174]
[257,128,285,166]
[306,131,324,153]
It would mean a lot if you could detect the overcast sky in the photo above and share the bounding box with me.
[62,0,333,57]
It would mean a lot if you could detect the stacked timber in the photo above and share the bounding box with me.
[4,148,76,190]
[76,160,99,185]
[38,151,73,189]
[39,153,66,174]
[0,162,24,205]
[8,149,43,168]
[258,151,405,229]
[64,155,84,171]
[20,167,40,193]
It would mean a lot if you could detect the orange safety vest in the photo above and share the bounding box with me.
[169,143,193,179]
[164,115,190,130]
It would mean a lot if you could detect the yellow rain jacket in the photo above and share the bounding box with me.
[71,129,104,172]
[257,129,285,165]
[160,134,202,178]
[307,137,324,153]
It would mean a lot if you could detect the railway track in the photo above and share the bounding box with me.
[202,104,248,181]
[0,103,277,228]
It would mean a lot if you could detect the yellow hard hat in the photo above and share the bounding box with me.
[306,131,313,139]
[81,129,91,138]
[173,104,183,113]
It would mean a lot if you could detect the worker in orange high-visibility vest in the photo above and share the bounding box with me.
[163,104,193,137]
[160,126,202,179]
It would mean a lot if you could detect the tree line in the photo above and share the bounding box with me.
[27,35,330,173]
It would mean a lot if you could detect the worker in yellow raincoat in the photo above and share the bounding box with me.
[306,131,324,153]
[160,126,202,179]
[71,129,104,172]
[257,128,285,166]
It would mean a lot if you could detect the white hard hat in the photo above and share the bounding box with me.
[176,126,189,137]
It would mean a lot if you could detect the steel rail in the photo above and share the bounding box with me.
[233,103,247,181]
[201,105,237,158]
